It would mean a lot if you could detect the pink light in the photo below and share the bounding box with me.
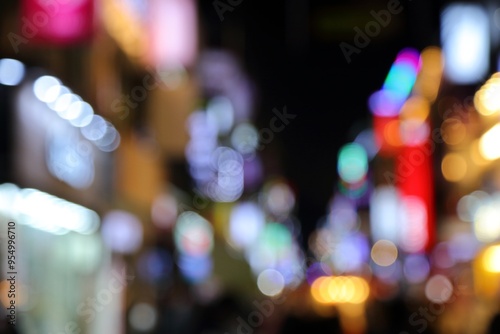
[21,0,94,45]
[394,48,421,71]
[147,0,198,67]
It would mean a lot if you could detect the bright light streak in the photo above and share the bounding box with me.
[441,4,489,84]
[370,48,420,117]
[0,59,25,86]
[81,115,107,141]
[2,186,100,235]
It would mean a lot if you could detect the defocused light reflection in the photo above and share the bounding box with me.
[400,196,428,253]
[310,276,369,304]
[354,129,380,160]
[457,191,488,222]
[441,118,467,145]
[370,186,401,243]
[475,76,500,116]
[129,302,158,332]
[413,47,443,102]
[231,123,259,156]
[33,75,61,103]
[0,58,25,86]
[174,211,214,257]
[403,254,430,284]
[441,153,467,182]
[151,193,178,229]
[473,203,500,243]
[102,210,143,254]
[178,254,213,283]
[338,143,368,184]
[425,275,453,303]
[371,240,398,267]
[0,185,99,235]
[67,101,94,127]
[441,3,489,84]
[228,201,265,250]
[207,96,234,135]
[137,249,173,283]
[479,123,500,160]
[369,48,420,117]
[257,269,285,297]
[262,180,296,218]
[482,245,500,273]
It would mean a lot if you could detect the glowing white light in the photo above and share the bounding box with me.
[474,204,500,243]
[4,186,99,235]
[370,186,402,243]
[129,303,157,331]
[52,93,81,117]
[0,59,25,86]
[33,76,61,102]
[67,101,94,126]
[229,202,265,249]
[441,4,489,84]
[101,210,143,254]
[257,269,285,297]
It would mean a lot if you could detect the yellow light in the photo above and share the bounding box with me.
[311,276,331,304]
[311,276,370,304]
[470,139,489,166]
[400,96,430,122]
[475,74,500,116]
[420,46,443,76]
[479,123,500,160]
[350,276,370,304]
[441,153,467,182]
[483,245,500,273]
[413,47,443,102]
[371,240,398,267]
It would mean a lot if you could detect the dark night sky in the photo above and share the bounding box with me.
[199,0,444,242]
